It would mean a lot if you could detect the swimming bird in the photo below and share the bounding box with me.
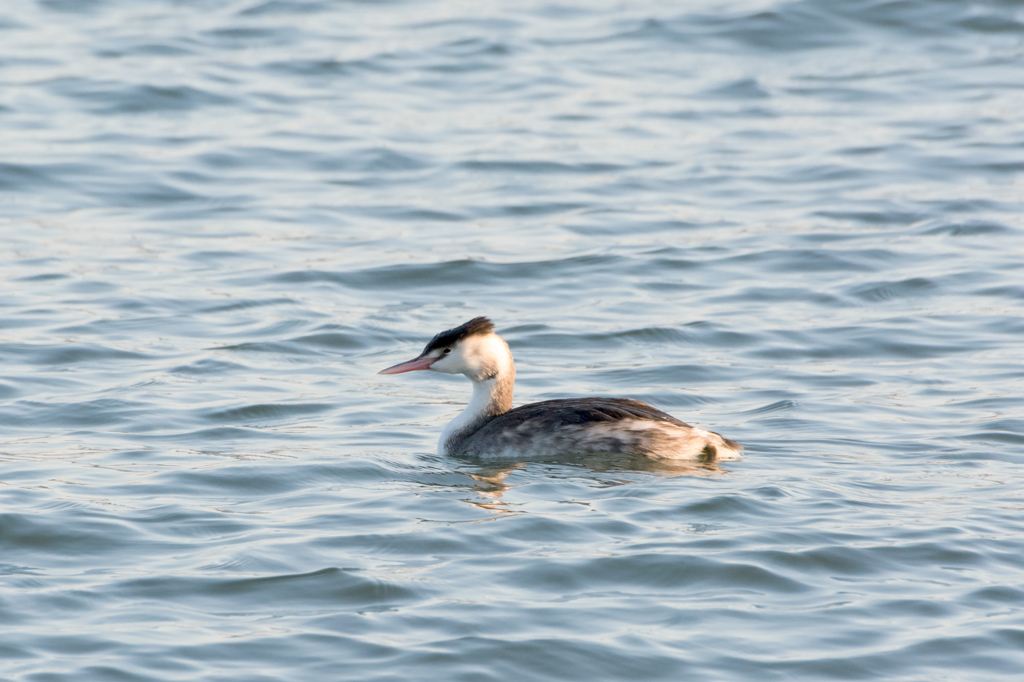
[379,317,742,462]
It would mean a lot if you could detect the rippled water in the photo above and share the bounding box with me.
[3,0,1024,679]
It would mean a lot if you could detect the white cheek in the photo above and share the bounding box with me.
[430,352,458,373]
[458,348,482,375]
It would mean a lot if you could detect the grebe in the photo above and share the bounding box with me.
[379,317,742,462]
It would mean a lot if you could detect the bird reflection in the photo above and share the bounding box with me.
[458,455,728,513]
[462,463,523,513]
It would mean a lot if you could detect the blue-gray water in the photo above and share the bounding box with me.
[3,0,1024,680]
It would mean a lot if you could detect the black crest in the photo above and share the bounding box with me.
[423,316,495,353]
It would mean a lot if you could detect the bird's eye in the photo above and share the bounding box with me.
[442,348,452,355]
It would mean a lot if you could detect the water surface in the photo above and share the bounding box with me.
[2,0,1024,680]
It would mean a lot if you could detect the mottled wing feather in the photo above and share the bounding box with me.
[474,398,690,438]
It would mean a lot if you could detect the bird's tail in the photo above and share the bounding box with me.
[701,432,744,462]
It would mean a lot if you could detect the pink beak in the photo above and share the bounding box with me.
[378,355,436,375]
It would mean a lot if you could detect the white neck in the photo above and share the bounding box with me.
[438,335,515,456]
[439,380,496,455]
